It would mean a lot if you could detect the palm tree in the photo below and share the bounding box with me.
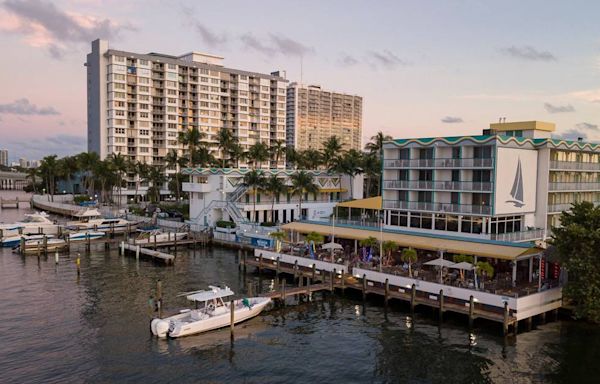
[322,136,343,169]
[334,149,364,198]
[26,167,38,193]
[365,131,393,157]
[217,128,237,168]
[193,145,216,168]
[130,160,149,203]
[243,170,266,222]
[305,231,325,244]
[229,143,246,168]
[297,149,322,169]
[109,153,128,207]
[56,155,79,194]
[401,248,418,277]
[264,174,286,223]
[178,127,205,167]
[362,153,381,198]
[247,142,270,169]
[269,139,286,168]
[147,165,167,203]
[165,149,188,201]
[382,240,399,266]
[359,236,378,248]
[95,160,117,204]
[285,147,299,169]
[290,171,319,220]
[77,151,100,196]
[453,254,474,281]
[39,155,58,201]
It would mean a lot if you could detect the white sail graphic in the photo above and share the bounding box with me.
[506,158,524,207]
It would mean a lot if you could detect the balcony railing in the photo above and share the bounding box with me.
[547,203,573,213]
[384,158,494,169]
[490,229,545,242]
[548,182,600,191]
[550,160,600,171]
[383,200,492,215]
[383,180,493,192]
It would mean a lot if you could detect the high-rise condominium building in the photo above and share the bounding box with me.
[286,83,362,152]
[382,120,600,243]
[86,39,288,197]
[0,149,8,167]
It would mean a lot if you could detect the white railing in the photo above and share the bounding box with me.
[489,229,545,242]
[383,180,493,192]
[548,182,600,191]
[255,249,348,274]
[383,200,492,215]
[384,158,494,169]
[550,160,600,171]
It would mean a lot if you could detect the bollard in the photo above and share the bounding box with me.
[439,289,444,321]
[469,295,475,329]
[230,299,235,337]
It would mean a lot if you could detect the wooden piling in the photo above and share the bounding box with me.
[120,241,125,255]
[43,235,48,255]
[410,284,416,312]
[156,280,163,318]
[526,316,532,332]
[293,260,298,282]
[439,289,444,321]
[331,269,336,292]
[362,274,367,300]
[384,278,390,307]
[258,254,263,274]
[276,257,280,280]
[340,270,345,292]
[153,234,157,251]
[312,264,316,281]
[306,276,311,301]
[469,295,475,328]
[230,298,235,337]
[136,245,140,260]
[281,279,286,306]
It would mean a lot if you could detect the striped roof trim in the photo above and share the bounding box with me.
[181,168,332,176]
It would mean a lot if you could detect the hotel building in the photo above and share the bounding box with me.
[382,121,600,242]
[286,83,362,152]
[0,149,8,167]
[86,39,288,197]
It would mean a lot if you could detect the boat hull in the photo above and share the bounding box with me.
[151,297,271,338]
[68,232,105,242]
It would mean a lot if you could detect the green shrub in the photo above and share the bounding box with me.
[260,222,276,227]
[216,220,236,228]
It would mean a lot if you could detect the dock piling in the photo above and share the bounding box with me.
[410,284,416,312]
[362,274,367,301]
[384,278,390,307]
[439,289,444,321]
[230,299,235,337]
[469,295,475,328]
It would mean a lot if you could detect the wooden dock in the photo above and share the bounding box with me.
[242,252,520,334]
[0,197,22,209]
[121,242,175,264]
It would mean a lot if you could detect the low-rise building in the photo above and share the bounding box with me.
[182,168,363,227]
[382,120,600,242]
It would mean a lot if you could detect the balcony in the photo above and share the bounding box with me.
[182,182,212,193]
[383,200,492,215]
[548,182,600,191]
[383,180,493,192]
[547,203,572,213]
[550,160,600,171]
[384,158,494,169]
[489,229,545,242]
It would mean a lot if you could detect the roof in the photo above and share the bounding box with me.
[281,221,540,261]
[336,196,382,210]
[490,121,555,132]
[185,286,234,302]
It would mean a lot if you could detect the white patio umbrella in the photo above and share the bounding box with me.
[424,257,456,283]
[322,242,343,250]
[448,261,474,271]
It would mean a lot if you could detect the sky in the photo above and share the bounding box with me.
[0,0,599,161]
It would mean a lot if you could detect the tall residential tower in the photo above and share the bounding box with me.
[86,39,288,197]
[286,83,362,151]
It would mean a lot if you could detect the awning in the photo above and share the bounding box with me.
[282,221,540,261]
[336,196,382,210]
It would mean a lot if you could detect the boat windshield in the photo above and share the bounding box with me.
[21,215,47,223]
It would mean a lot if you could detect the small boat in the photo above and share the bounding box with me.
[19,238,68,254]
[67,231,105,242]
[133,229,187,245]
[150,286,271,339]
[1,234,55,248]
[0,212,59,237]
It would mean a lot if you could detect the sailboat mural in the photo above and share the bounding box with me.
[506,158,525,207]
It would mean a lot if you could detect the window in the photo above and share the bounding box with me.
[473,146,492,159]
[399,148,410,160]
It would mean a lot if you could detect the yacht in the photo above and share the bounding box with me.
[67,209,136,233]
[1,234,55,248]
[67,231,105,242]
[0,212,59,237]
[150,286,271,338]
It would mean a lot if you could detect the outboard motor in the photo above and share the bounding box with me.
[150,319,169,338]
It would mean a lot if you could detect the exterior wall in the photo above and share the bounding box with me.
[493,147,538,215]
[86,39,108,158]
[286,83,362,152]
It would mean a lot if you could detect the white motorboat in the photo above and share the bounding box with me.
[1,234,55,248]
[133,229,187,245]
[68,209,136,233]
[150,286,271,339]
[67,231,105,242]
[19,238,68,254]
[0,212,59,237]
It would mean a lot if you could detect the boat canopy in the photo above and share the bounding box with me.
[185,286,234,302]
[73,208,102,218]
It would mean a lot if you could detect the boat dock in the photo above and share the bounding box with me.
[121,242,175,264]
[242,250,563,335]
[0,197,23,209]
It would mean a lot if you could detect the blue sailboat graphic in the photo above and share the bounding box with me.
[506,158,524,207]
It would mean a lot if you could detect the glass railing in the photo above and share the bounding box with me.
[384,158,493,169]
[383,180,493,192]
[489,229,545,242]
[548,182,600,191]
[550,160,600,171]
[383,200,491,215]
